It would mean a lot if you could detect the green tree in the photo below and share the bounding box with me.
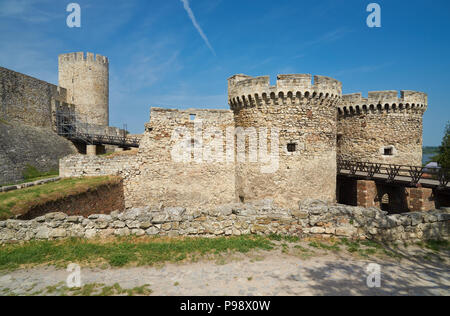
[435,122,450,169]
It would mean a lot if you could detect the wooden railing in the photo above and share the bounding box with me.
[338,160,450,188]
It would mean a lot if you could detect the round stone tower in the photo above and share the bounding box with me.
[228,74,342,207]
[58,52,109,126]
[337,90,428,166]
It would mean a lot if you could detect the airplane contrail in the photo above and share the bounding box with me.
[180,0,216,56]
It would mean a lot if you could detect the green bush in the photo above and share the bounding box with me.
[434,122,450,169]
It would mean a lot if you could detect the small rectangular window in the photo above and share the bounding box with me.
[287,143,296,153]
[189,114,196,121]
[384,147,393,156]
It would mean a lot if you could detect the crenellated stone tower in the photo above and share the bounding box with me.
[337,90,428,166]
[58,52,109,126]
[228,74,342,207]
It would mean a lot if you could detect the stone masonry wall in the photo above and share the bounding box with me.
[337,91,427,166]
[228,74,342,207]
[60,154,136,178]
[354,179,435,213]
[0,200,448,243]
[0,67,67,129]
[1,120,77,185]
[123,108,236,209]
[60,108,237,210]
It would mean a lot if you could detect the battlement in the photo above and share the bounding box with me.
[228,74,342,109]
[58,52,109,65]
[339,90,428,116]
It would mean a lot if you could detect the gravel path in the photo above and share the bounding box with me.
[1,250,449,296]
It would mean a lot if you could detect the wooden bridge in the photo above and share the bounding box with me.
[337,160,450,189]
[337,160,450,212]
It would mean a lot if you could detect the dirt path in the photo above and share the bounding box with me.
[1,247,449,296]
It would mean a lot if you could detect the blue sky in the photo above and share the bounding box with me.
[0,0,449,145]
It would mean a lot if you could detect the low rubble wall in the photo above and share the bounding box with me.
[0,200,448,243]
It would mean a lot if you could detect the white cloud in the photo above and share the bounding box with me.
[180,0,216,55]
[0,0,63,22]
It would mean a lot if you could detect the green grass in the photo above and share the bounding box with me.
[22,165,59,182]
[0,235,275,271]
[308,241,341,251]
[424,240,449,252]
[293,245,310,253]
[0,176,121,220]
[267,234,300,243]
[0,165,59,187]
[337,238,362,253]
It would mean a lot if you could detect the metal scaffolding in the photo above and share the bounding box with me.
[55,107,140,148]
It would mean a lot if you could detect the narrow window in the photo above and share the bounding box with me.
[381,193,390,212]
[384,147,393,156]
[287,143,296,153]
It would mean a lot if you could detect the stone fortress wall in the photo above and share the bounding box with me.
[0,52,121,185]
[123,108,236,210]
[337,90,427,166]
[0,120,77,185]
[61,71,430,211]
[228,74,342,207]
[1,52,445,242]
[61,108,237,210]
[58,52,109,126]
[0,67,78,185]
[0,67,68,129]
[0,47,430,210]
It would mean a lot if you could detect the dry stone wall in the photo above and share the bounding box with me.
[1,200,448,243]
[337,91,427,166]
